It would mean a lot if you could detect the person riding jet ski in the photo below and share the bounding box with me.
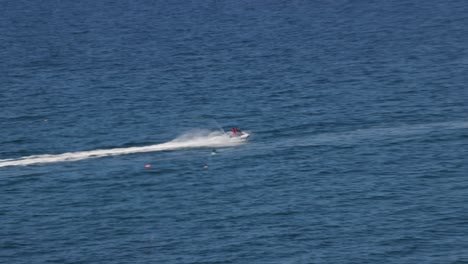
[230,127,249,139]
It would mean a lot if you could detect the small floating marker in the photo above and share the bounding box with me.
[145,164,151,169]
[211,149,217,156]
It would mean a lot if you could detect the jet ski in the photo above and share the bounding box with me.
[228,129,249,139]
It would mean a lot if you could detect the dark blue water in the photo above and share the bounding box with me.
[1,1,468,263]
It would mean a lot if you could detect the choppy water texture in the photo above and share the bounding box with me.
[1,1,468,263]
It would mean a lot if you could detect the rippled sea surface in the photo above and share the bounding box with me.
[1,1,468,263]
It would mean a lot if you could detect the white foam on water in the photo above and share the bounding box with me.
[0,130,246,168]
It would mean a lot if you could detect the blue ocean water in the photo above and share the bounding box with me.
[1,0,468,263]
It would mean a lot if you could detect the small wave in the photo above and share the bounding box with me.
[280,120,468,148]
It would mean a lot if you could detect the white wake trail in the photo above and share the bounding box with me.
[0,131,246,168]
